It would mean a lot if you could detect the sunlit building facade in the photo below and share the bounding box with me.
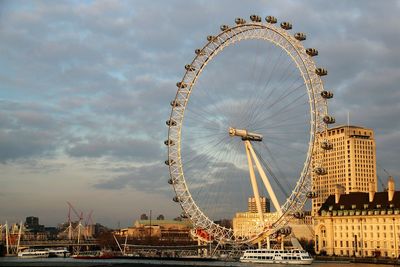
[312,125,377,216]
[232,196,312,240]
[315,178,400,258]
[248,196,270,213]
[116,219,193,242]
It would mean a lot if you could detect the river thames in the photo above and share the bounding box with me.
[0,257,393,267]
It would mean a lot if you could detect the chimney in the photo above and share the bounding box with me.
[335,185,344,204]
[388,176,395,202]
[369,182,375,202]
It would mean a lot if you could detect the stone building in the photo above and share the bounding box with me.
[312,125,377,216]
[315,178,400,258]
[117,219,193,243]
[232,196,313,240]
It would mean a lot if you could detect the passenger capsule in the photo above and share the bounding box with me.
[294,32,306,41]
[250,15,261,22]
[316,68,328,76]
[321,90,334,99]
[168,179,174,185]
[314,167,327,175]
[235,17,246,24]
[293,212,305,219]
[280,22,292,30]
[265,16,277,24]
[170,100,181,107]
[185,64,195,72]
[306,48,318,57]
[220,25,230,31]
[164,139,174,146]
[323,115,335,124]
[173,196,180,202]
[321,140,333,150]
[279,227,291,235]
[176,82,187,88]
[195,48,206,56]
[166,119,177,127]
[165,159,175,166]
[207,35,217,42]
[306,192,318,199]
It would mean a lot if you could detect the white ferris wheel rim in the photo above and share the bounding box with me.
[166,19,328,244]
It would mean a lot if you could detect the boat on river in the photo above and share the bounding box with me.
[240,248,313,265]
[48,247,70,258]
[71,250,114,259]
[17,248,49,258]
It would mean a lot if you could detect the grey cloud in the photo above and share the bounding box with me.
[0,130,57,163]
[0,100,63,162]
[94,163,169,192]
[66,136,163,161]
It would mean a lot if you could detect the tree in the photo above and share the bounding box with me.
[140,214,148,220]
[157,214,165,220]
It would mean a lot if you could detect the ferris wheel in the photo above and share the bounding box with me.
[165,15,334,245]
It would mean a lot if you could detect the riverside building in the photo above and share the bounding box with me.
[232,196,313,240]
[315,177,400,258]
[312,125,377,216]
[116,219,194,243]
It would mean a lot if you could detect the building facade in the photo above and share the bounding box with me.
[233,196,276,238]
[312,125,377,215]
[116,219,193,243]
[232,196,313,240]
[248,196,270,213]
[232,211,279,238]
[315,178,400,258]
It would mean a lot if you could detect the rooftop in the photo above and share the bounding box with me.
[135,220,192,227]
[318,191,400,215]
[327,125,371,131]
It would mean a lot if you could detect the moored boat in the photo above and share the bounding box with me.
[17,248,49,258]
[72,250,114,259]
[240,248,313,265]
[48,247,70,258]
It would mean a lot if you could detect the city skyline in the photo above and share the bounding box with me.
[0,0,399,227]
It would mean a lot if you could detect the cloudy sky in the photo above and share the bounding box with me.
[0,0,399,228]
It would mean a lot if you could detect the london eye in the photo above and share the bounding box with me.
[165,15,334,245]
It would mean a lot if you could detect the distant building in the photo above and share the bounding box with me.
[232,211,313,240]
[315,177,400,258]
[232,211,279,238]
[233,196,275,238]
[24,216,44,232]
[248,196,270,213]
[312,125,377,216]
[116,219,194,243]
[25,216,39,228]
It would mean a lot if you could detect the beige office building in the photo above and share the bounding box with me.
[312,125,377,216]
[315,178,400,258]
[248,196,270,213]
[232,197,313,240]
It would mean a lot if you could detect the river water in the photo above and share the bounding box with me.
[0,257,390,267]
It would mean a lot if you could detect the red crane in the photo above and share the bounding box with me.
[67,201,84,223]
